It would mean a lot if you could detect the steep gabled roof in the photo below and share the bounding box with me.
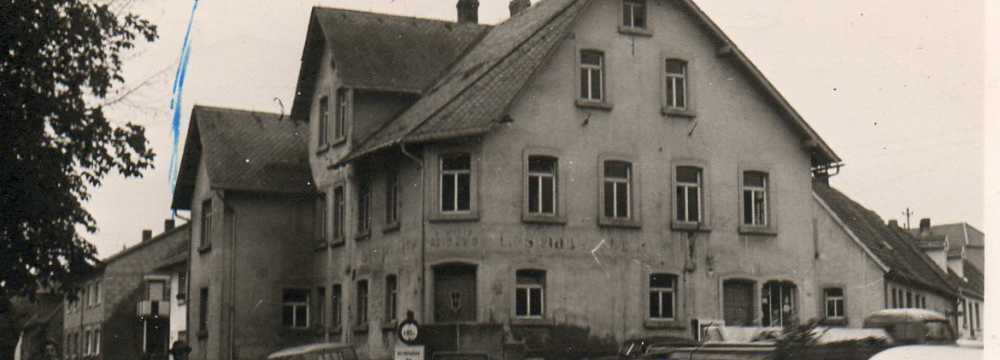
[813,183,956,298]
[336,0,840,167]
[338,0,591,165]
[912,223,985,253]
[171,106,313,210]
[290,7,490,120]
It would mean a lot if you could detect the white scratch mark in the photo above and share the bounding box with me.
[590,239,611,278]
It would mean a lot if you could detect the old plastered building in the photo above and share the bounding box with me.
[171,0,968,359]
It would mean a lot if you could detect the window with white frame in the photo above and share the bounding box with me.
[762,281,797,327]
[649,273,676,320]
[385,275,398,322]
[333,186,345,241]
[622,0,646,29]
[515,270,545,318]
[200,199,213,249]
[742,171,768,226]
[824,287,845,320]
[318,96,329,147]
[385,167,400,226]
[665,59,688,110]
[93,327,100,355]
[603,160,632,219]
[335,88,348,140]
[282,289,310,329]
[84,330,91,355]
[440,153,472,213]
[357,182,371,235]
[675,166,702,223]
[527,156,557,216]
[579,50,605,102]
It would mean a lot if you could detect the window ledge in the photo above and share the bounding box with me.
[598,218,642,229]
[316,144,330,155]
[575,99,613,111]
[511,317,555,327]
[382,223,401,234]
[644,319,687,330]
[521,215,567,225]
[197,244,212,254]
[353,324,369,333]
[662,107,697,119]
[382,320,398,331]
[618,26,653,37]
[738,226,778,236]
[429,211,480,222]
[355,231,371,241]
[671,221,711,233]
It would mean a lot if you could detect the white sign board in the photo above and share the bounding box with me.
[394,345,425,360]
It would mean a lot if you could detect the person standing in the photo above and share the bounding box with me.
[168,339,191,360]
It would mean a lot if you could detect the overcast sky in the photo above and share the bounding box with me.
[86,0,986,257]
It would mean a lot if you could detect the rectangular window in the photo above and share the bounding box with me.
[356,280,369,325]
[201,199,213,249]
[441,154,472,213]
[177,272,187,301]
[316,194,327,244]
[762,281,797,327]
[742,172,768,226]
[665,59,688,110]
[527,156,557,216]
[824,288,845,320]
[385,275,398,322]
[649,273,676,320]
[318,96,329,147]
[622,0,647,29]
[974,302,980,330]
[515,270,545,318]
[905,291,912,308]
[93,328,100,355]
[316,287,326,326]
[891,288,898,308]
[333,186,345,241]
[357,182,371,235]
[386,168,400,226]
[94,281,101,304]
[580,50,604,101]
[675,166,702,223]
[335,89,348,140]
[84,330,91,355]
[603,161,632,219]
[331,284,342,328]
[964,301,969,328]
[199,287,209,332]
[282,289,310,329]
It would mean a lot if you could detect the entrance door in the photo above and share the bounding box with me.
[434,263,477,322]
[723,279,755,326]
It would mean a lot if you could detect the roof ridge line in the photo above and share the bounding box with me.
[312,6,490,26]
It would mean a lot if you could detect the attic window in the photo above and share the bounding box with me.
[622,0,647,29]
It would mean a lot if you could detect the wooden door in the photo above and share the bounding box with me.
[434,264,477,322]
[723,280,754,326]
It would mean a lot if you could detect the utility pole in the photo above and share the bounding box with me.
[902,207,914,230]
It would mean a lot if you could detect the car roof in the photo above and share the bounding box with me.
[863,309,948,325]
[266,343,353,359]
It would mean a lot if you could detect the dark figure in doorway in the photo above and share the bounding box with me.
[169,339,191,360]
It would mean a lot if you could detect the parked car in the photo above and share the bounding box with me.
[266,343,359,360]
[862,309,956,345]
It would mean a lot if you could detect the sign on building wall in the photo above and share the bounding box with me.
[394,345,424,360]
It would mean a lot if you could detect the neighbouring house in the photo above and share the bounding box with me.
[62,221,190,360]
[13,291,64,360]
[811,183,960,329]
[907,220,985,340]
[170,106,318,360]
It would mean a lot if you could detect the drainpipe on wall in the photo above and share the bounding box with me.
[399,143,426,322]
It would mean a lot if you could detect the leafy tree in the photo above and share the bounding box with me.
[0,0,158,301]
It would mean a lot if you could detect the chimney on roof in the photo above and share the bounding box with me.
[888,220,898,228]
[142,229,152,242]
[457,0,479,24]
[918,218,931,237]
[510,0,530,16]
[164,219,175,232]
